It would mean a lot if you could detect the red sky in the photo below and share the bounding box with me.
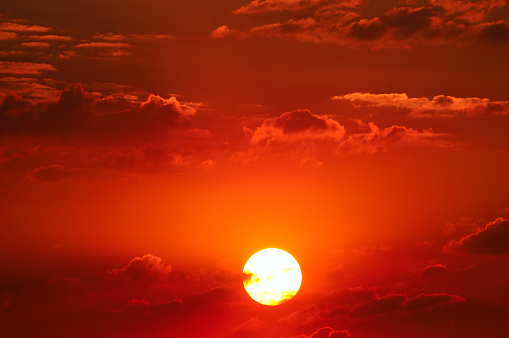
[1,0,509,337]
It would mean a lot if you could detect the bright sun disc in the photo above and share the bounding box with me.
[243,248,302,306]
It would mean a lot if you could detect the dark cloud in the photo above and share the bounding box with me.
[347,18,386,40]
[251,109,345,145]
[350,294,406,318]
[305,326,352,338]
[0,84,94,136]
[38,84,95,135]
[324,286,378,308]
[0,93,34,118]
[0,254,244,338]
[384,6,436,38]
[275,109,330,133]
[420,263,448,279]
[241,109,346,166]
[444,218,509,255]
[216,0,508,48]
[479,20,509,45]
[0,84,196,140]
[404,293,465,311]
[348,291,465,319]
[106,254,172,283]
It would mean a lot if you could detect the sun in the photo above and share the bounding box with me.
[243,248,302,306]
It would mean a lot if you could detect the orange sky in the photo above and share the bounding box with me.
[1,1,509,337]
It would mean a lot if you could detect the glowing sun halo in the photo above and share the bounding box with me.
[243,248,302,306]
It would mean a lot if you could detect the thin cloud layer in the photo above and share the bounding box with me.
[234,0,361,14]
[0,14,176,62]
[0,21,51,33]
[24,164,98,182]
[333,92,509,117]
[0,61,57,75]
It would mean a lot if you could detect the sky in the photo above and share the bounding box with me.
[1,0,509,337]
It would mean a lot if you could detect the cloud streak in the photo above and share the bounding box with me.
[0,62,57,75]
[333,92,509,117]
[234,0,361,14]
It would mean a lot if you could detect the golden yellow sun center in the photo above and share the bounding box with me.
[243,248,302,306]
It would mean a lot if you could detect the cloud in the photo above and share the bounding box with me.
[347,17,387,40]
[106,254,173,283]
[443,216,485,237]
[243,109,345,166]
[479,20,509,45]
[91,33,175,41]
[383,6,437,38]
[0,31,16,40]
[444,217,509,255]
[23,164,104,182]
[0,50,23,57]
[211,25,234,39]
[349,292,465,319]
[112,298,152,314]
[25,164,78,182]
[0,61,57,75]
[0,21,51,32]
[216,0,508,48]
[431,0,506,23]
[93,94,196,140]
[230,317,265,337]
[233,0,361,14]
[0,84,95,136]
[0,85,214,176]
[20,42,50,48]
[339,122,445,154]
[420,263,448,279]
[404,293,465,311]
[28,34,73,41]
[140,94,193,117]
[0,84,198,140]
[333,92,509,117]
[91,33,129,41]
[0,77,60,100]
[251,109,345,146]
[238,109,447,165]
[74,42,132,48]
[37,84,95,134]
[297,326,352,338]
[350,294,406,318]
